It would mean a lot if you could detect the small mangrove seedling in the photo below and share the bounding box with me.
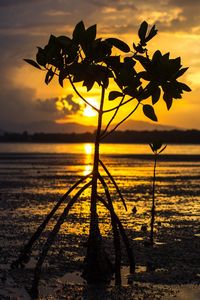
[11,19,190,299]
[149,142,167,246]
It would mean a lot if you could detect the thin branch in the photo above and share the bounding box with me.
[44,66,99,113]
[100,102,140,140]
[150,153,157,246]
[99,159,127,211]
[97,195,135,274]
[30,180,92,299]
[102,97,134,114]
[68,76,99,112]
[97,174,121,285]
[100,96,125,138]
[11,173,92,269]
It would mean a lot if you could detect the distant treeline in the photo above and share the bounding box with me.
[0,130,200,144]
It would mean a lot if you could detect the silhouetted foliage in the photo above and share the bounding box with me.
[13,20,190,299]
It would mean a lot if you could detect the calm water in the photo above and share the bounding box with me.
[0,142,200,154]
[0,143,199,236]
[0,142,199,294]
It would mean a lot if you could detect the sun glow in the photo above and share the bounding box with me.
[84,143,93,155]
[83,98,98,117]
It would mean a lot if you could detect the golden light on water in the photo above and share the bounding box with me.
[83,143,93,176]
[83,164,93,176]
[84,143,93,155]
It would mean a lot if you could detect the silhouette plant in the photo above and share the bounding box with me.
[11,20,190,298]
[149,142,167,246]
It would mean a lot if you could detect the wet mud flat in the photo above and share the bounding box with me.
[0,153,199,299]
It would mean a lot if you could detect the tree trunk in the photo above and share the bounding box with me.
[82,86,114,283]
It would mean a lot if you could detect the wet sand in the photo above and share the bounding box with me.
[0,152,199,299]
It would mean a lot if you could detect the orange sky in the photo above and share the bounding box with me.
[0,0,200,131]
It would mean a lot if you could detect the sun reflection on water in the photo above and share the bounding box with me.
[82,143,93,176]
[83,143,93,155]
[83,164,93,176]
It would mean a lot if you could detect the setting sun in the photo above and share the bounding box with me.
[83,99,98,117]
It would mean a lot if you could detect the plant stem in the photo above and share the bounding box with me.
[150,153,157,246]
[98,196,135,274]
[102,97,134,113]
[100,96,125,138]
[69,76,99,112]
[83,85,113,283]
[100,102,140,140]
[98,174,121,285]
[30,180,92,299]
[90,85,105,236]
[99,159,127,211]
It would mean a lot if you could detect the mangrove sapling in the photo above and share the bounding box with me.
[149,142,167,246]
[12,20,190,298]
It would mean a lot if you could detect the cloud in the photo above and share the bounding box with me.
[36,94,83,116]
[0,0,199,130]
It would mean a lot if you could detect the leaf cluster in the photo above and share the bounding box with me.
[149,141,167,154]
[137,50,191,110]
[24,20,191,122]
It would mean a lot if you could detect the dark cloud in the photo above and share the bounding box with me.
[0,0,199,130]
[36,95,82,115]
[0,0,33,7]
[36,98,59,113]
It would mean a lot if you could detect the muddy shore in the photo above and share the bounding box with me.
[0,152,199,299]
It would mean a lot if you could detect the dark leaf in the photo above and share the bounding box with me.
[173,67,188,79]
[104,56,121,70]
[158,144,167,154]
[149,141,164,152]
[163,52,170,61]
[102,76,109,89]
[58,69,68,87]
[124,57,136,67]
[106,38,130,53]
[57,36,72,48]
[138,21,148,41]
[85,24,96,42]
[134,55,150,70]
[36,47,47,66]
[109,91,123,101]
[83,78,95,91]
[145,25,158,42]
[179,82,191,92]
[173,57,181,69]
[73,21,85,42]
[152,87,161,104]
[23,59,42,70]
[163,93,173,110]
[45,67,54,85]
[133,42,146,53]
[152,50,162,62]
[48,35,58,49]
[138,71,151,81]
[149,143,154,153]
[143,104,157,121]
[123,87,138,98]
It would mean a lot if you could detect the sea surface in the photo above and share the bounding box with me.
[0,142,200,154]
[0,143,199,234]
[0,142,200,298]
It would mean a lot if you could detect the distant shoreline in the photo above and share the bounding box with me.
[0,153,200,161]
[1,129,200,144]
